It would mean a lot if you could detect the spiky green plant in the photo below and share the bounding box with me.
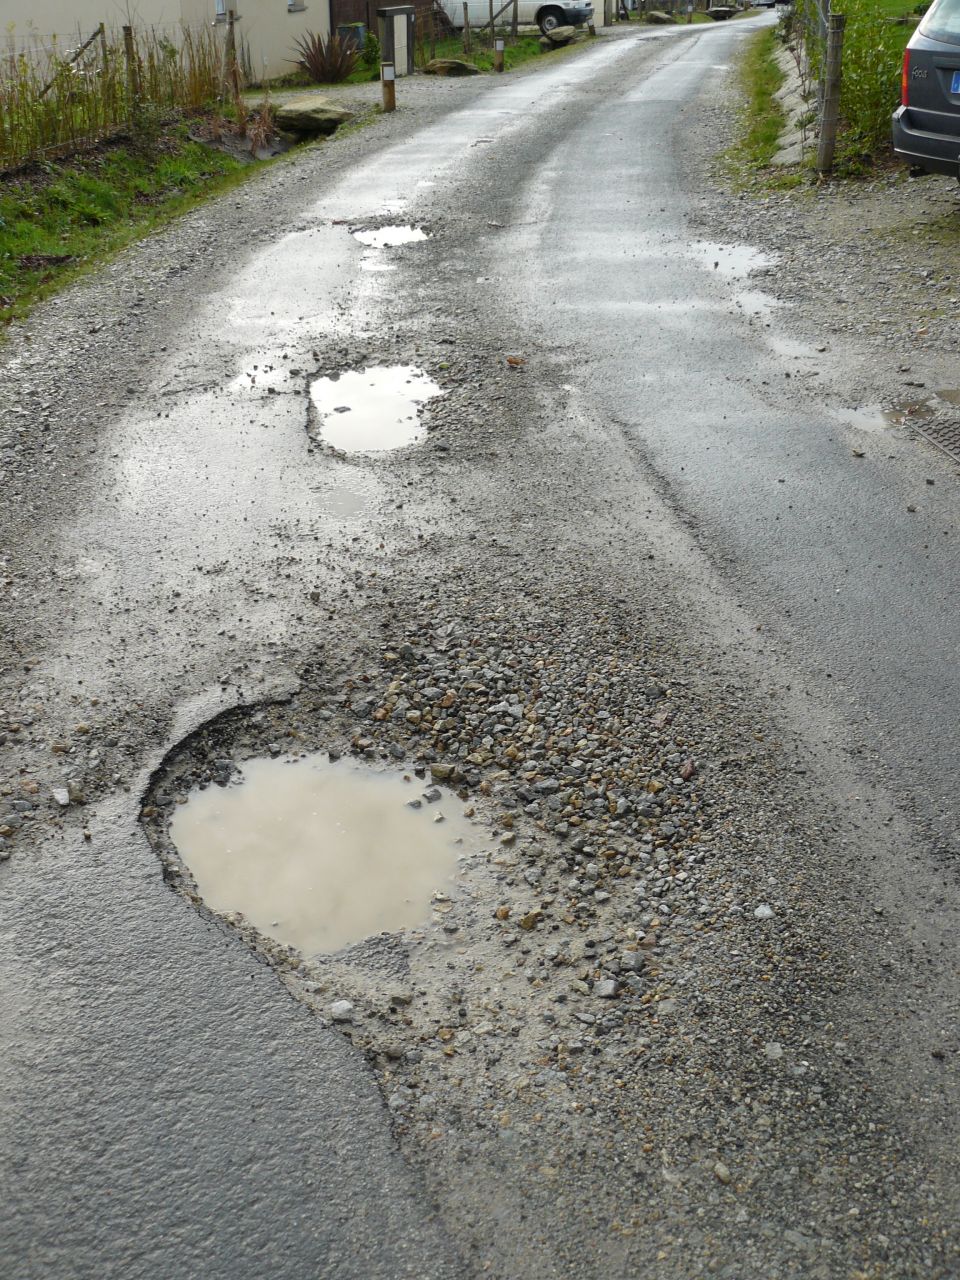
[290,30,359,83]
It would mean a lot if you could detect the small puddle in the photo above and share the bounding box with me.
[310,365,442,453]
[168,754,477,955]
[686,240,777,279]
[936,387,960,406]
[733,289,780,319]
[352,225,429,248]
[830,399,934,433]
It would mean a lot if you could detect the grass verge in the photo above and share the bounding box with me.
[736,27,786,167]
[720,25,804,188]
[0,122,260,328]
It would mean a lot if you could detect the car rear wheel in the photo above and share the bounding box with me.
[539,7,565,32]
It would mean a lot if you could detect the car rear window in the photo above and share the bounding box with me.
[920,0,960,45]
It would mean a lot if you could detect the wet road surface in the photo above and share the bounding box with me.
[3,14,959,1277]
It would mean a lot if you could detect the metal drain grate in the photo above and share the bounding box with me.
[912,419,960,465]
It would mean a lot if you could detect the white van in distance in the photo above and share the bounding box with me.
[440,0,595,34]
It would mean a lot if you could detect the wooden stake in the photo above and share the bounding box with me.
[489,0,495,45]
[816,12,845,174]
[381,59,396,111]
[122,24,139,121]
[511,0,519,36]
[463,2,472,51]
[493,37,504,70]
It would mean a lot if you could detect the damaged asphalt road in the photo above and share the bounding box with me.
[2,15,959,1278]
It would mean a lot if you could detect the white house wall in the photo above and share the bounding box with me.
[4,0,330,80]
[3,1,180,53]
[180,0,332,81]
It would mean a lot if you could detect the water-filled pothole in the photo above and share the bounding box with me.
[168,754,477,955]
[352,225,429,248]
[310,365,442,452]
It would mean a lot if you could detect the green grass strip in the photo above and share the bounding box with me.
[736,27,786,168]
[0,126,254,328]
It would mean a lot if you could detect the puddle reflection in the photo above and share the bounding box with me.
[311,365,442,452]
[352,225,429,248]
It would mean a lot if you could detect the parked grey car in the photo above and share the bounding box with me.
[892,0,960,175]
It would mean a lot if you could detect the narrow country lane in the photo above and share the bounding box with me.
[2,15,958,1278]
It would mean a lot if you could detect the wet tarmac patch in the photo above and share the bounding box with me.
[935,388,960,406]
[168,754,474,955]
[768,334,820,360]
[230,363,300,394]
[310,365,442,453]
[352,225,429,248]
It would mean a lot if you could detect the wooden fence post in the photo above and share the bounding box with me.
[219,10,238,99]
[98,22,108,67]
[462,2,471,51]
[489,0,495,45]
[511,0,519,36]
[816,12,845,174]
[122,25,139,122]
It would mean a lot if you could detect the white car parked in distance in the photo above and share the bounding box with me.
[440,0,595,33]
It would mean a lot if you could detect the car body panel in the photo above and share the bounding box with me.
[441,0,593,28]
[893,0,960,173]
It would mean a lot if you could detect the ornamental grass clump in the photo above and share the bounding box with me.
[0,24,223,171]
[291,31,359,83]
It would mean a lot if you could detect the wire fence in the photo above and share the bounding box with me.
[783,0,912,167]
[0,20,233,171]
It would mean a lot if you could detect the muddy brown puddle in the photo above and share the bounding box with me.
[169,755,478,954]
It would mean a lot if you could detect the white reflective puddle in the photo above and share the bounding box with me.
[310,364,442,452]
[352,225,429,248]
[169,755,477,955]
[685,240,778,279]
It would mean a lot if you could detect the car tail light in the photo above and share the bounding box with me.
[902,47,910,105]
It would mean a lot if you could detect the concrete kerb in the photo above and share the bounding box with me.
[771,41,810,165]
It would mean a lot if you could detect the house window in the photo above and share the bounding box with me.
[288,0,308,9]
[215,0,227,18]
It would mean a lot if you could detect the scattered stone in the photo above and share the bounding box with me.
[330,1000,355,1022]
[423,58,481,76]
[274,96,354,136]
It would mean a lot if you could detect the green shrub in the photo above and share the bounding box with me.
[361,31,382,75]
[790,0,910,162]
[833,0,909,156]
